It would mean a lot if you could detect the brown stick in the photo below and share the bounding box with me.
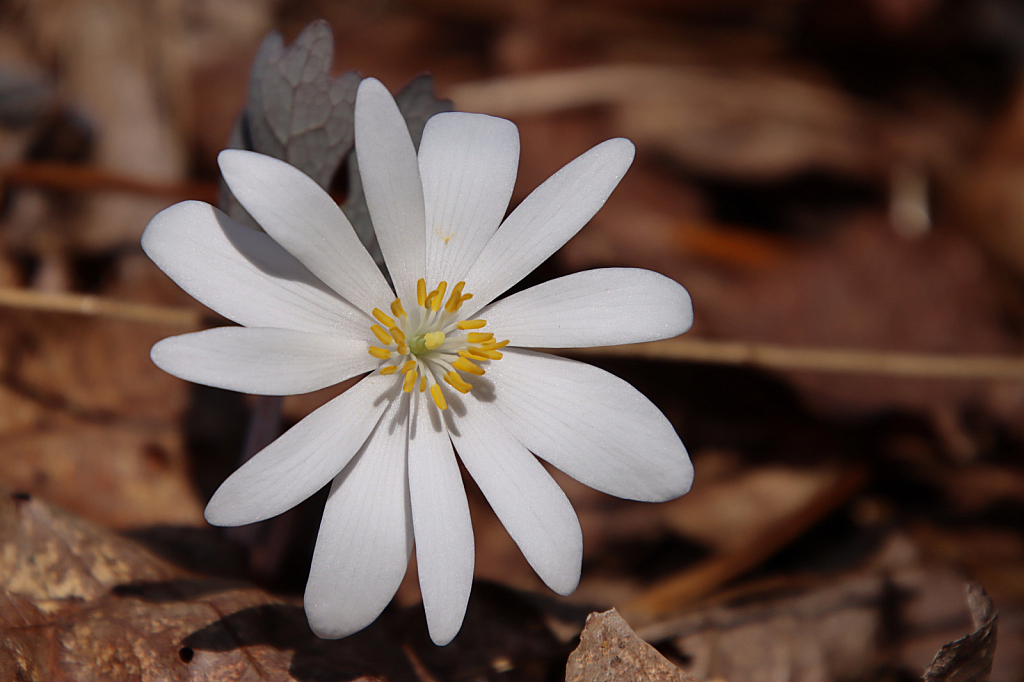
[1,287,1023,380]
[0,288,203,327]
[0,162,218,204]
[568,337,1024,380]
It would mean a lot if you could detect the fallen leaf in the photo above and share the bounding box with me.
[0,309,203,528]
[566,609,700,682]
[924,583,998,682]
[639,574,884,682]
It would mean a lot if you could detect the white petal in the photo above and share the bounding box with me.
[142,201,368,336]
[355,78,425,301]
[480,348,692,502]
[219,150,394,315]
[460,139,635,316]
[451,402,582,595]
[151,327,376,396]
[419,112,519,286]
[304,396,413,639]
[205,374,395,526]
[407,393,473,645]
[481,268,692,348]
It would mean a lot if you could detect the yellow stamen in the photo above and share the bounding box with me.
[479,339,510,350]
[445,282,466,313]
[467,332,494,344]
[369,347,391,360]
[444,371,472,393]
[429,281,448,312]
[390,298,407,319]
[371,324,394,345]
[457,319,486,330]
[398,343,409,355]
[424,331,445,350]
[380,365,399,375]
[403,370,418,392]
[372,308,395,327]
[430,384,448,409]
[467,348,503,361]
[401,360,417,373]
[419,376,427,392]
[417,279,427,307]
[389,327,406,344]
[452,357,485,376]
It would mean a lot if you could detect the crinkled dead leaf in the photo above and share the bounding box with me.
[0,490,575,681]
[566,609,700,682]
[0,488,418,681]
[924,583,998,682]
[637,574,884,682]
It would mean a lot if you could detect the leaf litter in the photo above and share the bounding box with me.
[1,2,1024,681]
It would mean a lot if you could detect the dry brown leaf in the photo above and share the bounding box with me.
[451,64,882,181]
[0,489,579,681]
[566,609,700,682]
[924,583,998,682]
[0,308,203,528]
[636,574,883,682]
[657,464,848,553]
[0,488,421,681]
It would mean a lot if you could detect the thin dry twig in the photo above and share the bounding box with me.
[447,64,676,116]
[2,288,1024,380]
[0,162,218,204]
[569,338,1024,380]
[0,288,203,327]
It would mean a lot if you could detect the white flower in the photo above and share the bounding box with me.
[142,77,694,645]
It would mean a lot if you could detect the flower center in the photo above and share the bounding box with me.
[367,278,509,411]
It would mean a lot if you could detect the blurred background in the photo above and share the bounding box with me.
[2,0,1024,680]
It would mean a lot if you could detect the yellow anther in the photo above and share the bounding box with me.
[419,376,427,392]
[467,332,494,344]
[429,281,448,312]
[445,282,466,313]
[452,357,485,376]
[369,347,391,360]
[424,331,445,350]
[444,371,472,394]
[430,384,448,410]
[403,370,418,392]
[390,298,407,319]
[401,360,417,373]
[457,319,486,330]
[372,308,395,328]
[398,343,409,355]
[467,348,503,361]
[479,339,510,350]
[389,327,406,344]
[417,279,427,307]
[371,325,394,345]
[380,365,399,375]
